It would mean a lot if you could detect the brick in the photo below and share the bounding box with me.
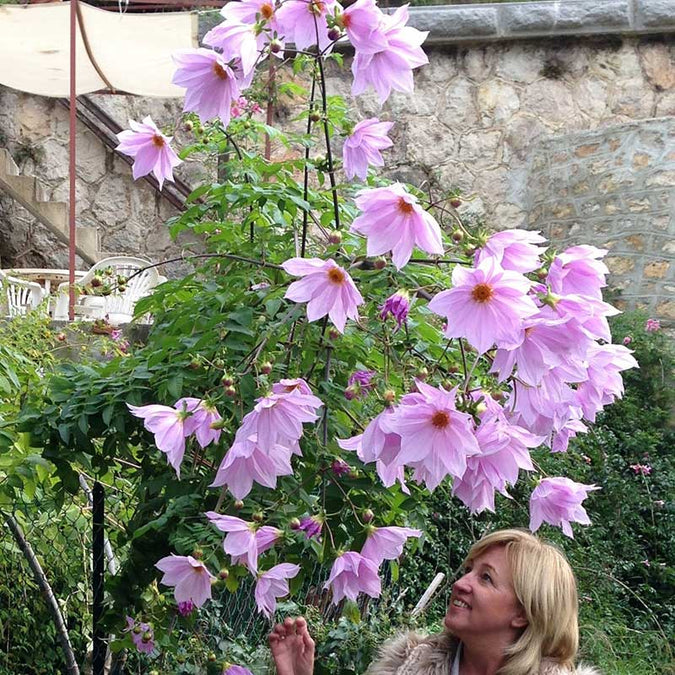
[575,143,601,158]
[606,256,636,275]
[644,260,670,279]
[636,0,675,29]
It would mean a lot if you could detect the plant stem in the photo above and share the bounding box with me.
[301,73,317,258]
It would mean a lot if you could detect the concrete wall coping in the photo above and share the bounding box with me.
[199,0,675,46]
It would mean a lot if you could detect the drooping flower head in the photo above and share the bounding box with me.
[203,20,261,77]
[351,5,428,104]
[351,183,443,270]
[342,118,393,181]
[116,116,181,189]
[428,257,538,354]
[282,257,364,333]
[345,369,375,400]
[547,245,609,300]
[360,526,421,565]
[255,563,301,618]
[205,512,261,573]
[529,477,600,538]
[276,0,339,52]
[380,290,410,330]
[325,551,381,604]
[382,381,480,491]
[220,0,280,32]
[176,397,223,448]
[172,48,243,126]
[127,402,191,477]
[476,228,547,274]
[155,555,215,607]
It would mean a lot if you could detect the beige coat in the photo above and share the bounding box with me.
[366,632,601,675]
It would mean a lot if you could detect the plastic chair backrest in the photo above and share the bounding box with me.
[0,270,44,318]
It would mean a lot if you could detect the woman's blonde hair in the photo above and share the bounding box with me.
[464,528,579,675]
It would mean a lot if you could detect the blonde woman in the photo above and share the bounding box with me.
[269,529,600,675]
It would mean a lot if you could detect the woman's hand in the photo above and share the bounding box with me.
[268,616,315,675]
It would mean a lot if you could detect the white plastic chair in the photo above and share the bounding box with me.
[0,270,46,318]
[52,256,162,324]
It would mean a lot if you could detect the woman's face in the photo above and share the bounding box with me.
[444,545,527,642]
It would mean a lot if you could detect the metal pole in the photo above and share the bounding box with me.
[68,0,78,320]
[92,482,105,675]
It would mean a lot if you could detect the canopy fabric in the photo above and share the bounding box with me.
[0,2,198,97]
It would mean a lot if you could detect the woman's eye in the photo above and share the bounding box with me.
[481,572,492,583]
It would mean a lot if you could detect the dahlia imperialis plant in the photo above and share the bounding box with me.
[118,0,637,645]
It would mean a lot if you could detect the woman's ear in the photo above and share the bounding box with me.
[510,609,528,629]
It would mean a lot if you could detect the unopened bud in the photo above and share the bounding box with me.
[260,361,273,375]
[373,257,387,270]
[221,374,234,387]
[234,499,245,510]
[56,332,67,342]
[208,653,217,662]
[383,389,396,404]
[416,367,429,381]
[451,229,464,243]
[269,39,283,54]
[328,231,342,245]
[450,197,461,208]
[218,568,229,580]
[328,328,340,340]
[213,358,225,369]
[362,509,374,523]
[491,390,504,401]
[309,110,321,123]
[289,517,301,530]
[252,512,264,523]
[536,268,548,280]
[327,27,341,41]
[192,548,203,560]
[184,120,194,132]
[189,358,201,370]
[142,632,153,643]
[224,385,237,398]
[344,384,360,401]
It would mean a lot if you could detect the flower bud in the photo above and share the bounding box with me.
[289,517,301,530]
[450,197,461,208]
[189,358,201,370]
[491,390,504,401]
[56,332,67,342]
[142,632,153,643]
[192,548,203,560]
[327,27,342,41]
[234,499,245,510]
[309,110,321,123]
[260,361,273,375]
[344,384,360,401]
[133,625,142,634]
[328,328,340,340]
[536,268,548,280]
[328,231,342,245]
[252,512,264,523]
[213,358,225,369]
[183,120,194,132]
[224,385,237,398]
[269,39,283,54]
[373,257,387,270]
[218,568,229,580]
[362,509,374,523]
[208,652,217,662]
[416,367,429,381]
[383,389,396,404]
[451,229,464,243]
[221,374,234,387]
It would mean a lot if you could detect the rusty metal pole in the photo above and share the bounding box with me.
[68,0,77,320]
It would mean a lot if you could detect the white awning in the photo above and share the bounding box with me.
[0,2,198,97]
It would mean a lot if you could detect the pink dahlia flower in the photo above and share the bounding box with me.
[575,343,638,423]
[172,48,242,126]
[428,257,538,355]
[547,245,609,300]
[298,515,323,540]
[210,435,294,499]
[203,20,261,77]
[155,554,215,607]
[176,397,223,448]
[529,477,600,538]
[231,526,282,569]
[351,5,428,104]
[645,318,661,332]
[360,526,421,565]
[271,377,315,396]
[337,408,408,492]
[382,381,479,491]
[276,0,339,52]
[205,512,262,573]
[351,183,443,270]
[282,257,364,333]
[116,116,181,190]
[339,0,388,53]
[476,229,547,274]
[127,403,191,477]
[325,551,381,604]
[342,118,393,181]
[452,413,539,514]
[224,666,254,675]
[255,563,301,618]
[220,0,280,32]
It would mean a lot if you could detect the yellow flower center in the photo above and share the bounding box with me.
[327,267,345,284]
[431,411,450,429]
[213,62,228,80]
[471,283,494,303]
[152,134,165,148]
[309,0,325,16]
[261,3,274,19]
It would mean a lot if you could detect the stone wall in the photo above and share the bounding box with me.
[0,2,674,320]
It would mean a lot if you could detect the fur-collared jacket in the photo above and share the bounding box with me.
[366,632,601,675]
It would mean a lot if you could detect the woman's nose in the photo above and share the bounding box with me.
[453,574,472,594]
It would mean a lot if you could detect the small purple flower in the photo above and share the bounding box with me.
[630,463,652,476]
[345,370,375,400]
[298,515,322,540]
[110,329,123,341]
[224,665,254,675]
[645,318,661,332]
[125,616,155,654]
[331,458,351,476]
[177,600,195,616]
[623,336,632,345]
[380,290,410,330]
